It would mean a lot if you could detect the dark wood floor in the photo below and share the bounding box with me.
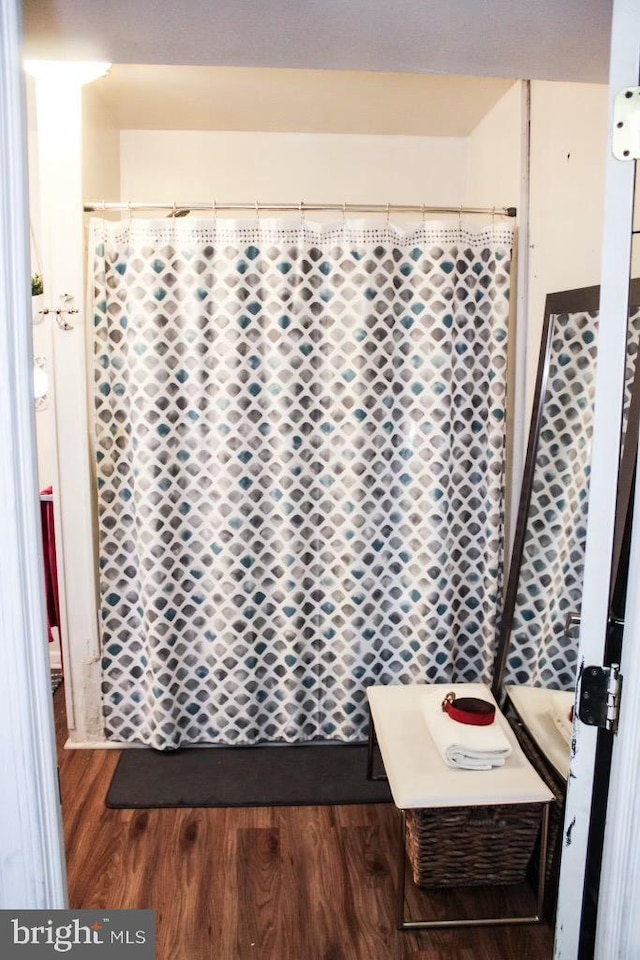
[54,688,555,960]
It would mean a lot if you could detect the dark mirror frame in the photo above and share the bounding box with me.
[492,279,640,703]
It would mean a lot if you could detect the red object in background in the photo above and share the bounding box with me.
[40,486,61,644]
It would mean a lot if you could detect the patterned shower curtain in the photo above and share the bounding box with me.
[90,217,513,748]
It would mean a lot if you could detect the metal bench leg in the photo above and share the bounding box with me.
[535,800,550,919]
[366,704,387,782]
[397,809,408,930]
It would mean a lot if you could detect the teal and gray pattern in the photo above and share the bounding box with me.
[505,307,640,689]
[90,218,512,748]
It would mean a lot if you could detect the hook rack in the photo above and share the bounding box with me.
[38,293,78,331]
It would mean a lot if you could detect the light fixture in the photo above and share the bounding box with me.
[24,60,111,87]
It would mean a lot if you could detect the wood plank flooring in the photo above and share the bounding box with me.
[54,688,555,960]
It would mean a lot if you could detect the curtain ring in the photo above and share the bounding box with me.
[172,201,177,219]
[421,203,426,223]
[386,202,391,228]
[342,202,347,227]
[458,205,463,230]
[212,199,217,225]
[127,200,132,223]
[299,200,305,223]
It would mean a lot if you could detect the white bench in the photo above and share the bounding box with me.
[366,682,554,930]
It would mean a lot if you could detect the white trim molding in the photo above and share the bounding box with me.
[555,0,640,955]
[592,4,640,955]
[0,0,67,908]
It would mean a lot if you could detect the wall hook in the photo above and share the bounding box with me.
[38,293,79,331]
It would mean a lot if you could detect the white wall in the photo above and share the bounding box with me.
[28,73,108,744]
[527,80,609,412]
[465,81,525,545]
[464,79,612,549]
[29,82,121,494]
[119,130,468,206]
[27,77,56,491]
[466,81,522,209]
[465,79,611,422]
[82,84,120,200]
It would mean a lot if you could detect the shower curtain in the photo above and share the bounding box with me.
[91,217,513,748]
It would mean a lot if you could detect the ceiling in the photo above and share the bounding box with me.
[92,66,515,137]
[23,0,612,85]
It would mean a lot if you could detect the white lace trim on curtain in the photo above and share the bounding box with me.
[90,216,514,251]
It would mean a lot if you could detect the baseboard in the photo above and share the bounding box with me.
[64,738,140,750]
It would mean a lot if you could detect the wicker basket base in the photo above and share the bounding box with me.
[406,802,545,889]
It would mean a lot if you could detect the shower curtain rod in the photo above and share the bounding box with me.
[84,200,517,217]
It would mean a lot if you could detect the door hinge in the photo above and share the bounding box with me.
[612,87,640,160]
[578,664,622,733]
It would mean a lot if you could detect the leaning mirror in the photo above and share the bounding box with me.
[492,280,640,781]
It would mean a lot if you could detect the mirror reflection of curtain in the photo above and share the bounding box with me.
[90,217,513,748]
[505,306,640,689]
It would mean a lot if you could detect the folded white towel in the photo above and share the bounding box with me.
[548,692,575,748]
[421,695,513,770]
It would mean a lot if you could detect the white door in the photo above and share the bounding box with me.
[554,0,640,956]
[0,0,67,909]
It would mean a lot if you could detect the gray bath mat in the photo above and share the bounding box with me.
[106,743,392,808]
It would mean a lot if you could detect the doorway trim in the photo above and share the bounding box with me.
[554,0,640,955]
[591,8,640,957]
[0,0,67,908]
